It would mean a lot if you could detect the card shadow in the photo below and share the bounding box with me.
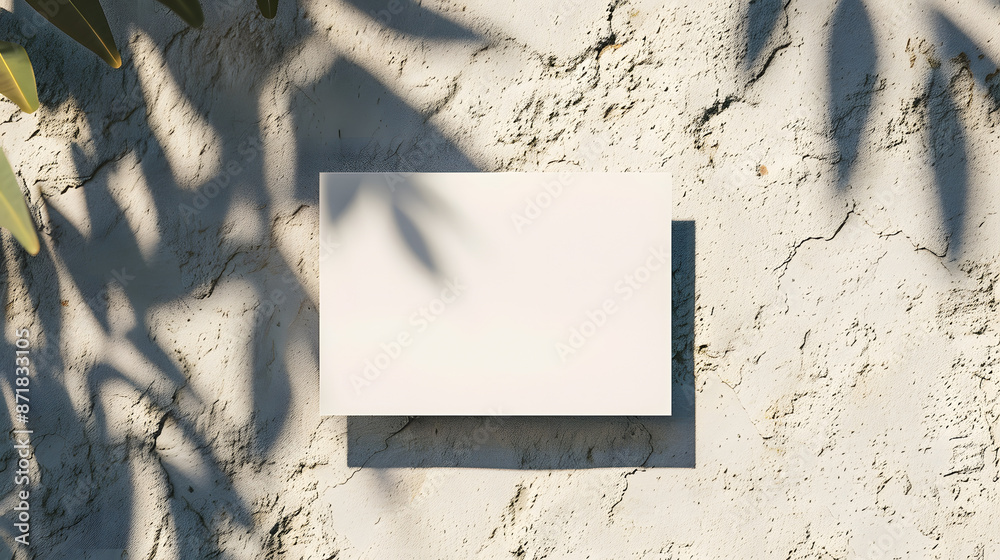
[345,220,695,469]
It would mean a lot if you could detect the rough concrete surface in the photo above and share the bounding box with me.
[0,0,998,557]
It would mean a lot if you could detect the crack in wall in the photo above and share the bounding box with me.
[774,204,856,279]
[332,417,415,489]
[608,468,639,520]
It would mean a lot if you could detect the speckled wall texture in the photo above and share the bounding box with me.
[0,0,998,558]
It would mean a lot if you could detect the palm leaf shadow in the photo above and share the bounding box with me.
[828,0,877,191]
[124,119,307,460]
[44,173,190,397]
[0,236,141,553]
[292,58,478,195]
[9,0,477,555]
[118,0,339,480]
[22,74,265,554]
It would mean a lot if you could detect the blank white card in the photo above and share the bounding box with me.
[320,173,671,415]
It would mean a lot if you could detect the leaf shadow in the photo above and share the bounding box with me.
[6,57,277,557]
[45,124,261,525]
[391,199,439,275]
[928,10,978,258]
[306,59,478,278]
[0,0,704,555]
[744,0,786,70]
[342,0,483,41]
[827,0,877,191]
[0,234,142,554]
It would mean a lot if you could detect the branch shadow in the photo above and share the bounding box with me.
[345,220,695,469]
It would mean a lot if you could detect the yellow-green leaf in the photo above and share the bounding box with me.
[0,42,39,113]
[256,0,277,19]
[156,0,204,28]
[0,148,40,255]
[24,0,121,68]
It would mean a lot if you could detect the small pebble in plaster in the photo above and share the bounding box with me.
[758,165,768,176]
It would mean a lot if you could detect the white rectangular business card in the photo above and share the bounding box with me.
[320,172,671,415]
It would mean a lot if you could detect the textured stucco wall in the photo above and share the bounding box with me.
[0,0,999,557]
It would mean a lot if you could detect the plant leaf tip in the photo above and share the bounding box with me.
[16,101,38,114]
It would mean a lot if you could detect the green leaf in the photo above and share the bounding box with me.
[24,0,122,68]
[256,0,277,19]
[0,148,40,255]
[0,42,39,113]
[156,0,204,28]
